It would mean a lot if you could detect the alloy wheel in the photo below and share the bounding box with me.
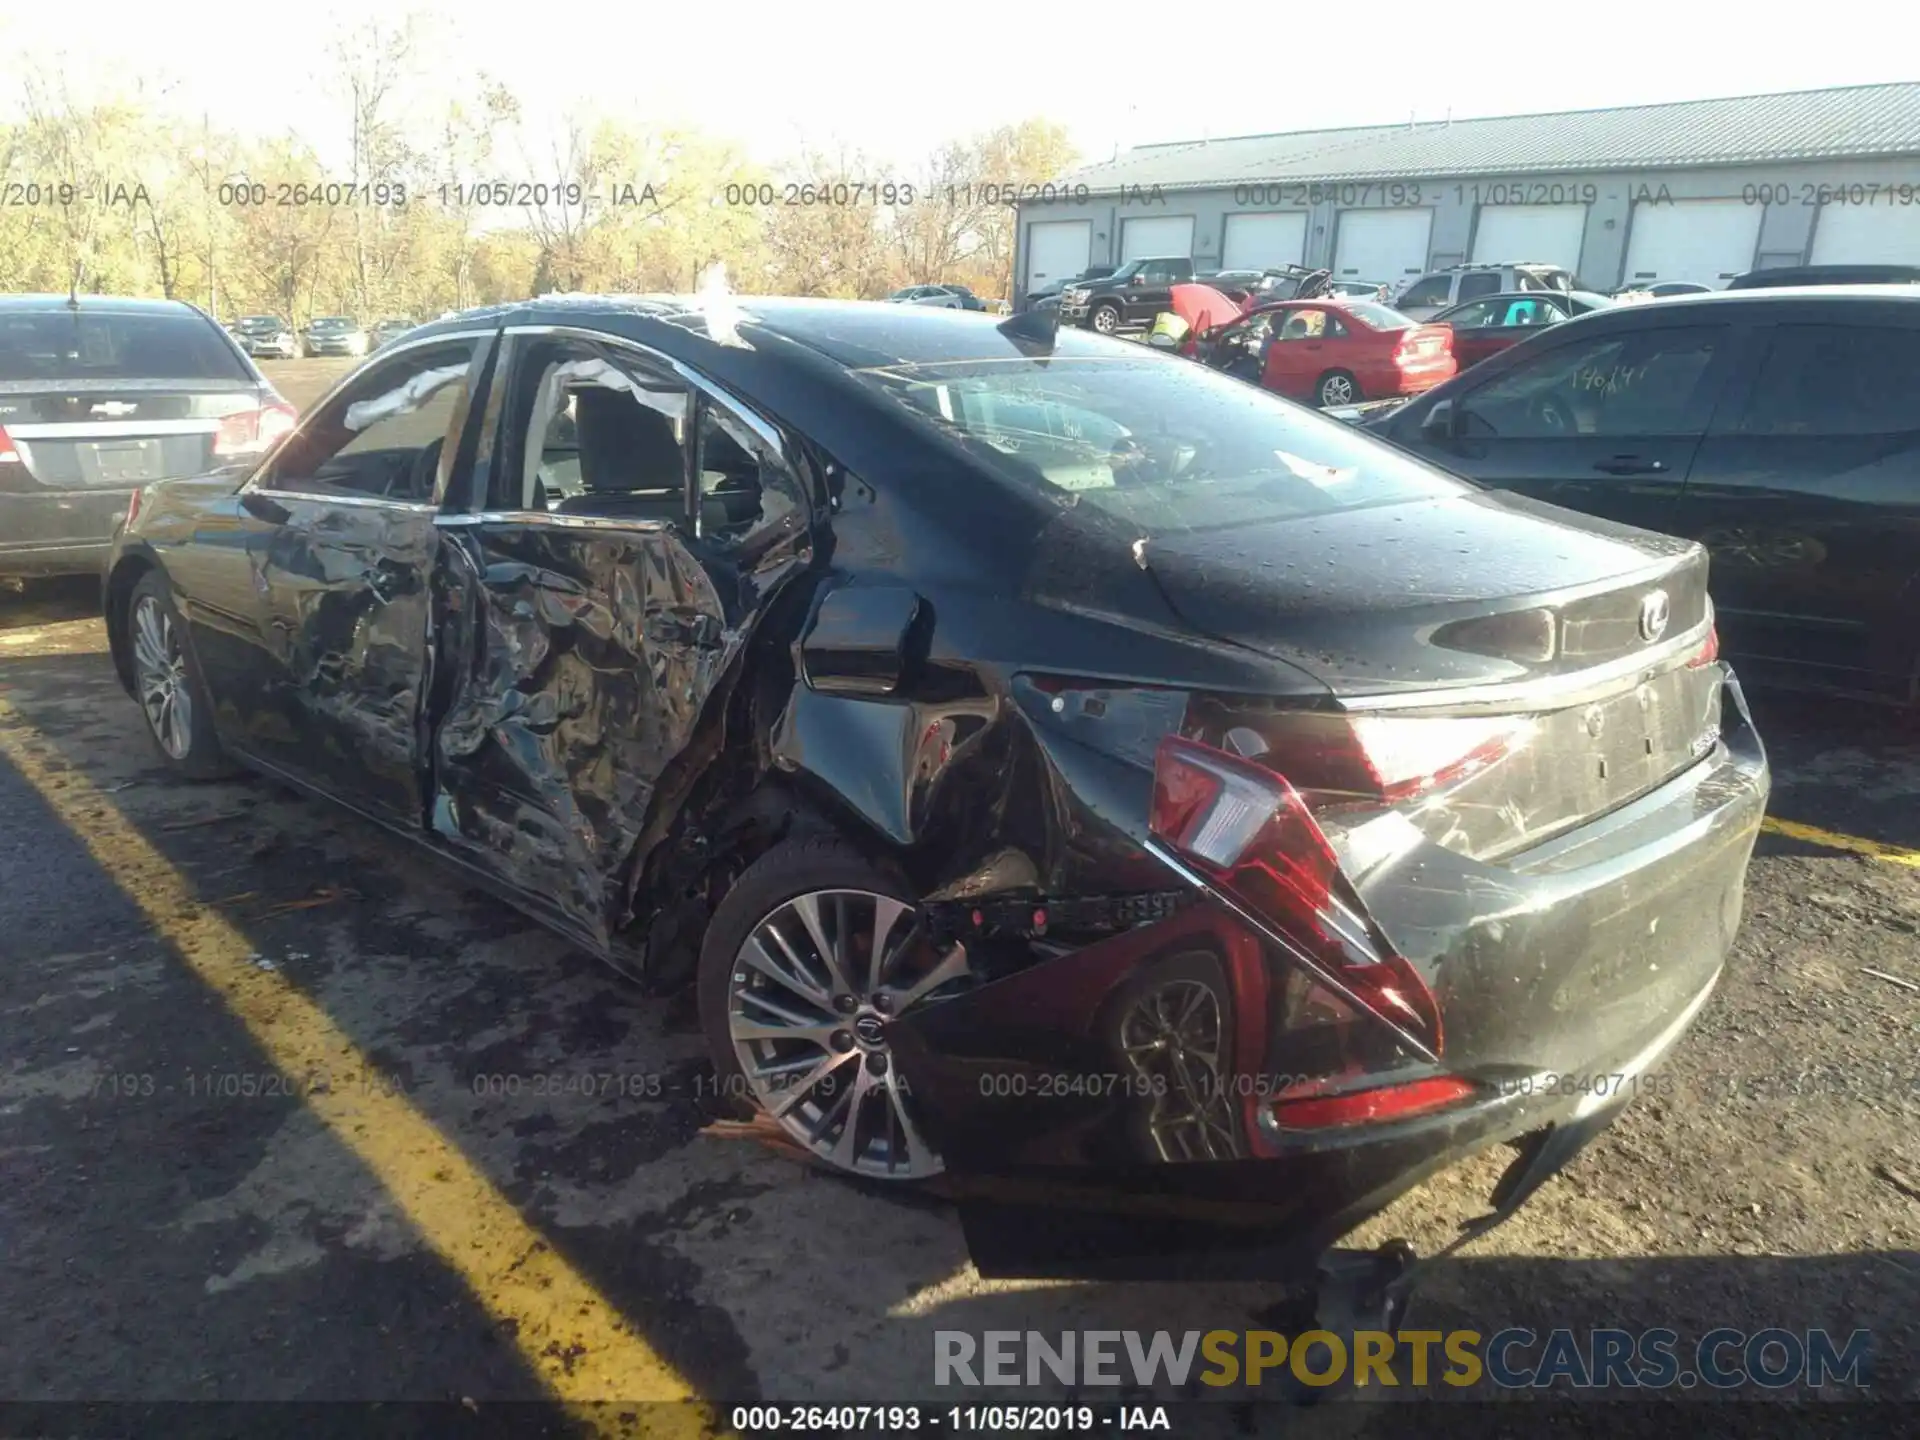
[132,595,193,761]
[727,888,970,1179]
[1319,374,1356,406]
[1091,306,1119,334]
[1118,976,1240,1162]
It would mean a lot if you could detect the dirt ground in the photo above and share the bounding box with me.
[0,373,1914,1427]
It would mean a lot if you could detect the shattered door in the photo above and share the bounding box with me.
[427,519,730,949]
[422,331,779,954]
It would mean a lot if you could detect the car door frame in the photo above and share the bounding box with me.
[218,327,501,827]
[1260,303,1337,399]
[1405,316,1746,533]
[423,322,818,961]
[1670,308,1920,694]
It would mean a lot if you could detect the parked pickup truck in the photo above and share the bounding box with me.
[1061,260,1331,332]
[1060,258,1196,333]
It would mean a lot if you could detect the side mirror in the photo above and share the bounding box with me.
[240,488,292,525]
[1420,398,1458,442]
[1130,274,1148,287]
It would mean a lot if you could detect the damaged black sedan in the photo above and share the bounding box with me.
[102,295,1767,1288]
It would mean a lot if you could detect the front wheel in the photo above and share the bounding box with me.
[697,835,973,1181]
[126,571,233,779]
[1317,370,1360,407]
[1089,302,1121,334]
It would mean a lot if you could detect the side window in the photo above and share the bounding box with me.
[694,400,806,547]
[1323,313,1350,339]
[492,338,691,521]
[1447,299,1502,328]
[1456,272,1502,301]
[1733,324,1915,437]
[1396,276,1453,309]
[1459,327,1724,440]
[1276,309,1328,341]
[261,340,477,501]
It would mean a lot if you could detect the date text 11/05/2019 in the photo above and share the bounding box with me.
[731,1406,1170,1432]
[715,182,1106,208]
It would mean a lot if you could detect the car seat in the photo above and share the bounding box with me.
[554,387,687,521]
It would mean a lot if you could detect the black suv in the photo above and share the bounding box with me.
[1059,257,1195,332]
[1370,286,1920,702]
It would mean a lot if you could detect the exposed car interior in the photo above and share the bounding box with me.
[507,341,782,540]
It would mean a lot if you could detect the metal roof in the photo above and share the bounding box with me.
[1052,83,1920,196]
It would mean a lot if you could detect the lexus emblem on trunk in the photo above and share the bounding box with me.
[1639,589,1670,643]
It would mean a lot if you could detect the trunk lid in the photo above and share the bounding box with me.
[1137,487,1708,694]
[1141,487,1721,862]
[0,379,273,492]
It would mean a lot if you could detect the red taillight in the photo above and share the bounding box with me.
[1265,1075,1478,1130]
[0,423,18,464]
[1394,324,1451,363]
[214,401,297,458]
[1150,734,1444,1057]
[1688,622,1720,668]
[126,488,143,529]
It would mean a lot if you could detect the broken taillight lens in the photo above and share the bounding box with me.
[0,423,18,464]
[1150,734,1445,1057]
[1265,1074,1479,1130]
[1688,621,1720,668]
[214,402,297,458]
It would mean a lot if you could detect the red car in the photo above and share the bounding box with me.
[1191,299,1456,407]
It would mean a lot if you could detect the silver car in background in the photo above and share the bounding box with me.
[302,316,369,358]
[229,315,298,358]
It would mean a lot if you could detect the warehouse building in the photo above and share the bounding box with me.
[1015,82,1920,302]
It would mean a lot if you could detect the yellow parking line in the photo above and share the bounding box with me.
[0,700,718,1437]
[1762,816,1920,869]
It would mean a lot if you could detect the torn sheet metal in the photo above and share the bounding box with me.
[428,522,736,946]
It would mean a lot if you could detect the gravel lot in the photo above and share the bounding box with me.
[0,358,1913,1428]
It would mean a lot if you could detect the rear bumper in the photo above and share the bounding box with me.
[895,667,1767,1280]
[0,491,132,577]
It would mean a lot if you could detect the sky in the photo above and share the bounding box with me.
[4,0,1919,176]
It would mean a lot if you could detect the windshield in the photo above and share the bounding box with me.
[1343,302,1413,330]
[311,317,354,331]
[236,315,282,329]
[852,355,1466,537]
[1105,262,1142,282]
[0,310,251,382]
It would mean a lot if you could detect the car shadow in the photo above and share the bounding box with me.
[0,576,102,631]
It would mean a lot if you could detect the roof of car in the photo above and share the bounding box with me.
[408,293,1166,370]
[0,293,206,315]
[1604,284,1920,309]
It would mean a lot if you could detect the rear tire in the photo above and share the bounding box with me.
[1317,370,1360,407]
[697,834,970,1181]
[126,571,235,780]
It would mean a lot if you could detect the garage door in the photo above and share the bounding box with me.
[1221,212,1307,270]
[1622,200,1761,288]
[1810,202,1920,265]
[1119,215,1196,263]
[1023,220,1093,296]
[1471,204,1588,274]
[1333,209,1433,283]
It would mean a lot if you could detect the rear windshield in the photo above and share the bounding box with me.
[0,310,250,382]
[853,355,1466,536]
[1343,302,1412,329]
